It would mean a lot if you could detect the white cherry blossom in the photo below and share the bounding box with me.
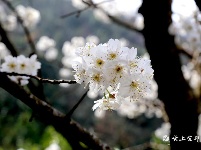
[1,54,41,86]
[72,38,154,111]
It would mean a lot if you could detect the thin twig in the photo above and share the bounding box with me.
[106,13,142,33]
[2,0,37,54]
[66,89,89,118]
[0,72,77,84]
[61,7,90,18]
[61,0,112,18]
[61,0,142,33]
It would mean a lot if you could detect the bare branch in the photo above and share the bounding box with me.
[0,22,18,56]
[2,0,37,54]
[0,72,111,150]
[61,0,142,33]
[0,72,77,84]
[106,13,142,33]
[66,89,89,118]
[61,7,91,18]
[61,0,112,18]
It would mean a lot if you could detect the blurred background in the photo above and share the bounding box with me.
[0,0,201,150]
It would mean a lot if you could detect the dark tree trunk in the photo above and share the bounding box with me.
[139,0,201,149]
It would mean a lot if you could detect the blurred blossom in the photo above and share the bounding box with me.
[116,96,162,119]
[45,142,61,150]
[93,0,142,17]
[87,90,99,99]
[94,109,106,119]
[62,56,76,68]
[59,68,72,78]
[72,0,143,27]
[36,36,58,61]
[36,36,56,52]
[169,2,201,54]
[119,38,129,47]
[155,108,163,118]
[0,42,10,59]
[93,9,110,24]
[62,41,76,56]
[182,63,201,90]
[72,0,142,17]
[71,36,85,47]
[0,5,17,31]
[2,15,17,31]
[71,0,88,9]
[44,47,58,61]
[86,35,99,44]
[154,122,171,140]
[16,5,40,28]
[133,13,144,30]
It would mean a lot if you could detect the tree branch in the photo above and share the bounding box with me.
[61,0,141,33]
[66,89,89,118]
[139,0,201,149]
[106,13,142,33]
[0,72,111,150]
[2,0,37,54]
[0,72,77,84]
[91,0,142,33]
[0,22,18,56]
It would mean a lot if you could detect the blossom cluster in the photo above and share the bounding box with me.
[72,39,154,111]
[72,0,144,29]
[16,5,41,28]
[169,12,201,53]
[59,35,100,88]
[36,36,58,61]
[0,55,41,86]
[0,4,17,31]
[0,4,40,31]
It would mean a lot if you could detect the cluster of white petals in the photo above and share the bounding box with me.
[0,4,40,31]
[72,39,154,111]
[0,55,41,86]
[60,35,100,89]
[71,0,144,28]
[36,36,58,61]
[16,5,41,28]
[169,11,201,53]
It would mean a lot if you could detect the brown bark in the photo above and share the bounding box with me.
[0,72,111,150]
[139,0,201,149]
